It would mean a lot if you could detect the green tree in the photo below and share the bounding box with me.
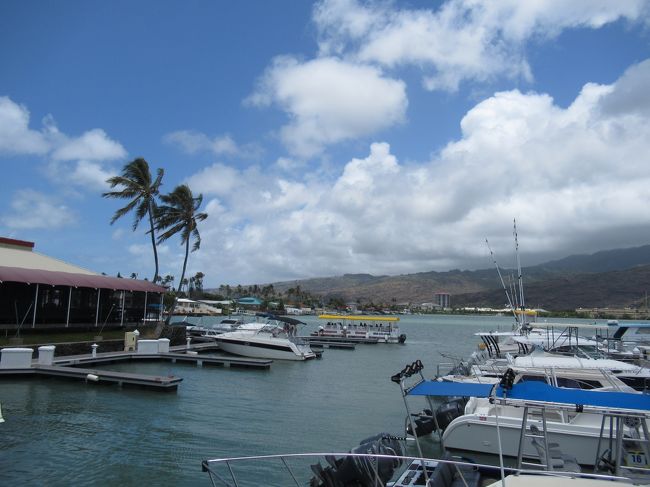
[155,184,208,295]
[103,158,164,282]
[194,272,205,293]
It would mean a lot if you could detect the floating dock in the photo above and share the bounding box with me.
[0,343,272,393]
[299,335,379,345]
[309,341,356,350]
[52,349,272,370]
[0,364,183,391]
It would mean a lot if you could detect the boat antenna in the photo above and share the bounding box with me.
[486,238,518,324]
[508,274,519,313]
[513,219,526,324]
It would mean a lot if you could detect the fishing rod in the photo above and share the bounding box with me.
[513,219,526,320]
[486,238,518,324]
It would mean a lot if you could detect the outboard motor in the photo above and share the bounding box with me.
[434,397,467,431]
[309,433,403,486]
[406,409,436,437]
[406,398,467,437]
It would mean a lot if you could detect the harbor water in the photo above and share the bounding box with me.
[0,314,618,486]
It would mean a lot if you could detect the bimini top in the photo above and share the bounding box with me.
[0,265,166,293]
[408,380,650,413]
[319,314,400,322]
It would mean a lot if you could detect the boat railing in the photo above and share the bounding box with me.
[435,361,456,377]
[201,451,635,487]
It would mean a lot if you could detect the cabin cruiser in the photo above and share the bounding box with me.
[440,380,650,468]
[460,352,650,392]
[477,321,609,359]
[314,314,406,343]
[393,360,650,470]
[440,364,637,393]
[184,317,244,339]
[214,316,316,361]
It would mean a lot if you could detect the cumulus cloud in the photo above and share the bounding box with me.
[599,59,650,117]
[185,162,243,196]
[191,59,650,284]
[247,0,645,159]
[0,97,51,155]
[51,128,126,161]
[247,56,407,157]
[0,97,126,165]
[46,160,118,191]
[0,96,126,192]
[313,0,648,91]
[1,189,76,230]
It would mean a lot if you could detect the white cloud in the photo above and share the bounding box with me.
[185,162,243,197]
[190,59,650,284]
[47,160,117,190]
[0,97,126,164]
[1,189,76,230]
[51,128,126,161]
[313,0,648,91]
[0,97,51,155]
[247,56,407,157]
[599,59,650,117]
[0,96,126,192]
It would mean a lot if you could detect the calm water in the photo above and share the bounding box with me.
[0,314,618,486]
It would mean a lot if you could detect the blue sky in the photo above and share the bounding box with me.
[1,0,650,288]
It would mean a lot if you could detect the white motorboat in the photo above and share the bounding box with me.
[431,380,650,468]
[215,316,316,361]
[507,354,650,392]
[441,364,637,393]
[476,322,608,359]
[183,317,243,339]
[314,314,406,343]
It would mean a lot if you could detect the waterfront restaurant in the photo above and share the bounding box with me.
[0,237,166,330]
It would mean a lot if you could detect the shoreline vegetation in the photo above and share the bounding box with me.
[3,308,647,348]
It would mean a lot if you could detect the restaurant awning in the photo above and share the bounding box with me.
[0,265,166,293]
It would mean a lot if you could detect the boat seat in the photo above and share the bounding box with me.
[529,425,581,473]
[427,454,480,487]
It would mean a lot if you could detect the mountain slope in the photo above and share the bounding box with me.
[265,244,650,308]
[532,245,650,273]
[453,264,650,311]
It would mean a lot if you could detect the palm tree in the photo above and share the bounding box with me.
[155,184,208,295]
[103,158,164,282]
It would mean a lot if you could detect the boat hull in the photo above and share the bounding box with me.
[442,413,647,467]
[215,337,315,361]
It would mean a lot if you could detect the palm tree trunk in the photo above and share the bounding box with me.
[148,200,160,282]
[178,235,190,295]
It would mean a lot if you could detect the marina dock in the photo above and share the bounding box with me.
[52,347,273,369]
[0,342,272,393]
[299,335,379,345]
[0,364,184,391]
[308,341,356,350]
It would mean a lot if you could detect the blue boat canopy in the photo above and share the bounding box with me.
[408,380,650,412]
[408,381,494,398]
